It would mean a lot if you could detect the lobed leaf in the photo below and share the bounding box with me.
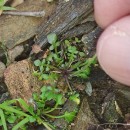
[64,111,76,123]
[34,60,41,67]
[47,33,57,44]
[7,114,17,124]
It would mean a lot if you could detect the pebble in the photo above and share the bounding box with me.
[8,45,24,62]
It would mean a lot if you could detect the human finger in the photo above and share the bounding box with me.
[94,0,130,28]
[96,16,130,86]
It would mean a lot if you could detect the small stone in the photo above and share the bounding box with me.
[8,45,24,62]
[0,62,6,78]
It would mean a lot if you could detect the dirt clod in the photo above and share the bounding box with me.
[4,59,42,103]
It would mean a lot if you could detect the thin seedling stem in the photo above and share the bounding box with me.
[2,11,45,17]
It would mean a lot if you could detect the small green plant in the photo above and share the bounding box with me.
[34,33,96,90]
[0,0,15,11]
[0,86,79,130]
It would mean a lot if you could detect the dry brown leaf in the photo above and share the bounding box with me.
[32,44,42,54]
[42,49,49,58]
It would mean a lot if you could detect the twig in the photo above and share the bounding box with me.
[2,11,45,17]
[65,76,72,92]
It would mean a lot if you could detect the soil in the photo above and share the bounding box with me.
[0,0,130,130]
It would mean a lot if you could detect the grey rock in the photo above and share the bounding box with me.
[0,0,47,49]
[7,45,24,62]
[71,97,98,130]
[81,27,102,55]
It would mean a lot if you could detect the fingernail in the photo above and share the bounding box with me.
[97,16,130,86]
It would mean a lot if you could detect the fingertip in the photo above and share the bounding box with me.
[97,16,130,86]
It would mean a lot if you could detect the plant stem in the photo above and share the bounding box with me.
[43,103,58,114]
[51,71,61,74]
[72,54,97,76]
[65,76,72,92]
[12,117,29,130]
[54,44,58,55]
[37,117,53,130]
[43,113,64,119]
[2,11,45,17]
